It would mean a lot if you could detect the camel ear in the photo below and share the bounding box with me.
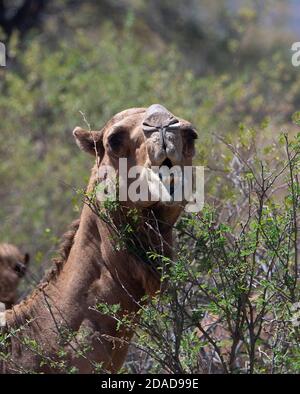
[73,127,104,159]
[24,253,30,266]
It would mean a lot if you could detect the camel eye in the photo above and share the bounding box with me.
[14,262,25,277]
[182,128,198,157]
[183,128,198,141]
[107,127,127,156]
[108,133,123,150]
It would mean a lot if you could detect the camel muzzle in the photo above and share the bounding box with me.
[142,104,180,144]
[142,104,182,165]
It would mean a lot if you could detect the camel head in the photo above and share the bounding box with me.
[73,105,198,214]
[0,243,30,308]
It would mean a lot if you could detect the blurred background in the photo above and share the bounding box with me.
[0,0,300,289]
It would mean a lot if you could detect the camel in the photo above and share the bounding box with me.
[0,104,197,374]
[0,243,30,309]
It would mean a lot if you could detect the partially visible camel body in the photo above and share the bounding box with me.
[0,244,30,309]
[1,105,197,373]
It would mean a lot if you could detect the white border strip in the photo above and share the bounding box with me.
[0,302,6,327]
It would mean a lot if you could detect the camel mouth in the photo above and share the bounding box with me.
[159,158,173,170]
[158,158,176,198]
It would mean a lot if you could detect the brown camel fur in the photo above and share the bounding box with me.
[0,243,30,309]
[1,105,197,373]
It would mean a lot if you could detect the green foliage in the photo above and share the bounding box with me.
[0,0,300,374]
[1,18,300,281]
[96,132,300,374]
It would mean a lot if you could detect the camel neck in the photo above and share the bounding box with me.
[93,203,175,298]
[7,205,101,331]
